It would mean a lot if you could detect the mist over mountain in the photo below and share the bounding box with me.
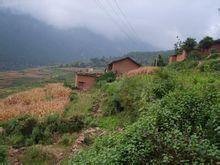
[0,10,156,70]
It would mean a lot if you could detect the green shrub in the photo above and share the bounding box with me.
[59,133,76,146]
[3,115,37,137]
[70,85,219,164]
[8,134,25,148]
[199,59,220,72]
[0,145,8,163]
[152,70,176,99]
[2,114,85,147]
[64,81,76,90]
[70,92,78,101]
[21,146,54,164]
[206,53,220,60]
[97,72,116,83]
[168,60,199,71]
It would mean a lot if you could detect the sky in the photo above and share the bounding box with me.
[0,0,220,49]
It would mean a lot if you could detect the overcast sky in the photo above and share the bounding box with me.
[0,0,220,49]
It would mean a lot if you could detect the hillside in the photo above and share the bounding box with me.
[0,10,155,71]
[0,53,219,164]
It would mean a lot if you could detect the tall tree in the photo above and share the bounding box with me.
[181,38,197,53]
[174,36,183,54]
[154,54,165,66]
[157,54,165,66]
[199,36,214,50]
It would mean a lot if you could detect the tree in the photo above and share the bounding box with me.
[174,36,183,54]
[181,38,197,53]
[158,54,165,66]
[153,54,165,66]
[199,36,214,50]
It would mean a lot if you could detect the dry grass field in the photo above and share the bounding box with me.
[126,66,159,77]
[0,83,71,121]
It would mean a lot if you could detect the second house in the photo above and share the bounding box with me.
[107,57,141,75]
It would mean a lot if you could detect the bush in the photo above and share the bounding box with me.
[97,72,116,83]
[2,114,85,147]
[70,92,78,101]
[168,60,199,71]
[206,53,220,60]
[152,70,176,99]
[70,84,220,164]
[3,115,38,136]
[59,133,76,146]
[20,146,54,164]
[0,145,8,163]
[199,59,220,72]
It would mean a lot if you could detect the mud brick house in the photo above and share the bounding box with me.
[75,72,97,90]
[169,50,188,64]
[107,57,141,75]
[211,39,220,53]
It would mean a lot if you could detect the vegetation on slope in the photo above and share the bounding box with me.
[68,54,220,164]
[0,52,219,164]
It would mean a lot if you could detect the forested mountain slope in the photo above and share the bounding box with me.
[0,10,155,70]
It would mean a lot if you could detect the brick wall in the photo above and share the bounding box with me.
[212,43,220,53]
[169,51,188,64]
[176,51,188,62]
[75,75,96,90]
[169,55,177,64]
[111,59,140,75]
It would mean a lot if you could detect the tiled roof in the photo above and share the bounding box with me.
[108,57,141,66]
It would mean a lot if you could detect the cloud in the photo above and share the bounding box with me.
[1,0,220,49]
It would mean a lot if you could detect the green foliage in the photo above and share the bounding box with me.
[70,91,78,101]
[152,70,176,99]
[199,36,214,50]
[0,145,8,163]
[1,114,85,148]
[70,83,220,164]
[3,115,37,136]
[168,60,199,71]
[20,146,54,164]
[59,133,77,146]
[97,72,116,84]
[153,54,165,66]
[174,36,183,54]
[182,37,197,53]
[206,53,220,60]
[199,59,220,72]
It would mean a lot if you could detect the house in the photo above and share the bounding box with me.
[75,72,97,90]
[107,57,141,75]
[211,39,220,53]
[168,50,188,64]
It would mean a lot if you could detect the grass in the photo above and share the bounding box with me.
[64,89,100,117]
[1,55,219,164]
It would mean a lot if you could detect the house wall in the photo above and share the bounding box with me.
[111,59,140,75]
[75,75,96,90]
[176,50,188,62]
[168,56,177,64]
[169,51,188,64]
[212,43,220,53]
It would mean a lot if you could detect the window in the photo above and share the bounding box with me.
[78,81,85,89]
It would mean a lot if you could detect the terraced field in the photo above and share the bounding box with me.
[0,67,76,98]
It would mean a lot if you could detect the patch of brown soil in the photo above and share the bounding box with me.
[71,127,105,154]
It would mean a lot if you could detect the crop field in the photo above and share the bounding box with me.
[0,83,71,121]
[0,67,76,98]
